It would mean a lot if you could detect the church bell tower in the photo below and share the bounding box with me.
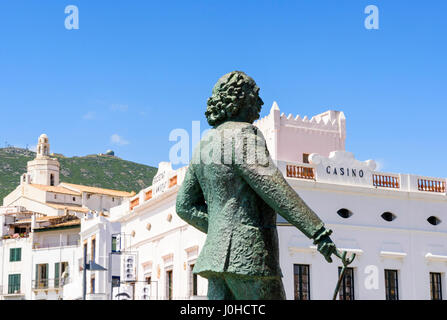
[25,134,61,186]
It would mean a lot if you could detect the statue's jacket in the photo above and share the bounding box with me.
[176,122,325,279]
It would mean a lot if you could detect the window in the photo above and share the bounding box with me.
[91,237,96,262]
[36,264,49,289]
[385,270,399,300]
[337,208,353,219]
[427,216,441,226]
[10,248,22,262]
[189,264,198,297]
[302,153,310,164]
[111,234,120,253]
[430,273,442,300]
[83,241,88,263]
[91,275,96,294]
[55,262,69,287]
[112,276,121,288]
[54,194,57,200]
[55,262,60,287]
[381,212,396,222]
[73,197,76,202]
[338,267,355,300]
[294,264,310,300]
[166,269,173,300]
[14,226,27,234]
[50,174,55,186]
[146,276,152,285]
[8,274,21,294]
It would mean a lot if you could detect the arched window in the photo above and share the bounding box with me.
[381,212,396,222]
[50,174,55,186]
[337,208,353,219]
[427,216,441,226]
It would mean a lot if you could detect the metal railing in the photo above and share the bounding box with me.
[32,278,70,290]
[33,240,79,249]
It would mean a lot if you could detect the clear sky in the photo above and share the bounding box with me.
[0,1,446,177]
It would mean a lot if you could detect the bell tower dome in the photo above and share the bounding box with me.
[26,134,60,186]
[37,134,50,158]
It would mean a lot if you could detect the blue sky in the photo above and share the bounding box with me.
[0,1,446,177]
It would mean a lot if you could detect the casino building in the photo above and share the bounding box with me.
[102,102,446,300]
[1,103,446,300]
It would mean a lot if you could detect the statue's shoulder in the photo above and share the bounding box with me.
[217,121,261,136]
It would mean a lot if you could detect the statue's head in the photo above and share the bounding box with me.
[205,71,264,127]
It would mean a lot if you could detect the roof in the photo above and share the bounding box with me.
[30,184,81,196]
[14,216,61,224]
[33,219,81,232]
[46,203,89,213]
[3,211,35,216]
[60,182,134,198]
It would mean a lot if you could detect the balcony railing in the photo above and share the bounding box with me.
[32,278,70,290]
[418,178,446,193]
[33,240,79,249]
[284,162,447,196]
[286,164,315,180]
[130,198,140,211]
[373,173,400,189]
[2,233,30,240]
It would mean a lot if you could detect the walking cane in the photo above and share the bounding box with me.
[332,250,356,300]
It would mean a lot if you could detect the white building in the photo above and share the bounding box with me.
[0,135,134,300]
[1,104,446,300]
[94,103,445,300]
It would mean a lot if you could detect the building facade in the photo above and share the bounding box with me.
[1,104,446,300]
[102,103,446,300]
[0,135,134,300]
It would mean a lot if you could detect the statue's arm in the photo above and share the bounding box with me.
[235,160,324,239]
[233,126,336,261]
[176,165,208,234]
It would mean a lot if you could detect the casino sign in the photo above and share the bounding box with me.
[309,151,376,186]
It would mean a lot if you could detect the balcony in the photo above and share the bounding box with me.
[284,161,446,195]
[286,164,315,180]
[33,240,79,250]
[373,173,400,189]
[32,278,70,291]
[417,178,446,193]
[2,233,30,240]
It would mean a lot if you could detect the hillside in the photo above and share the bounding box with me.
[0,147,158,201]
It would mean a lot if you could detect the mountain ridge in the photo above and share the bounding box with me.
[0,147,158,202]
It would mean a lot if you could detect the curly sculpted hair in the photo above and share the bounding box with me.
[205,71,264,127]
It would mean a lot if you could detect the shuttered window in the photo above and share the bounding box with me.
[9,248,21,262]
[294,264,310,300]
[55,263,60,287]
[430,272,442,300]
[8,274,21,294]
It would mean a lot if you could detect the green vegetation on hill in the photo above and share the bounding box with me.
[0,147,158,201]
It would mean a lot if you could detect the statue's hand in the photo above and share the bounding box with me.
[312,227,337,263]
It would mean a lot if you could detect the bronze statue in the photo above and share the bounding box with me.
[176,71,341,300]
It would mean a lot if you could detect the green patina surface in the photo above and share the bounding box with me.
[176,71,337,300]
